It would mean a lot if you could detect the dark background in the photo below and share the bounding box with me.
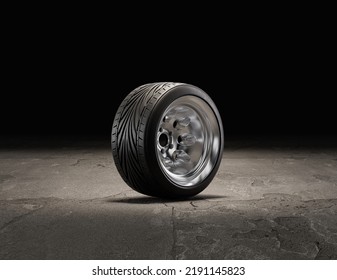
[1,8,335,143]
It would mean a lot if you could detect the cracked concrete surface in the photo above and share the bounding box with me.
[0,137,337,259]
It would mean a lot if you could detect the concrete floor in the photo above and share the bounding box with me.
[0,136,337,259]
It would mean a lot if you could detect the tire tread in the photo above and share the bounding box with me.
[111,82,180,195]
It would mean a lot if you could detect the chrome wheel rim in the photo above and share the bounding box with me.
[156,96,221,187]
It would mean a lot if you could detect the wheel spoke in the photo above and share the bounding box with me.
[174,117,191,129]
[177,133,196,146]
[172,150,191,162]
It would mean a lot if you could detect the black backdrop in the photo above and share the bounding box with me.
[2,12,335,140]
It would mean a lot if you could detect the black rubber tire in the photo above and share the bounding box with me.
[111,82,224,198]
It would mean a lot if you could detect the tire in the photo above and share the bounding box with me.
[111,82,224,198]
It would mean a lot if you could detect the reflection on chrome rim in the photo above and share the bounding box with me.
[156,96,220,187]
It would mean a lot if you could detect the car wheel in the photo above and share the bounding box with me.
[111,82,224,198]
